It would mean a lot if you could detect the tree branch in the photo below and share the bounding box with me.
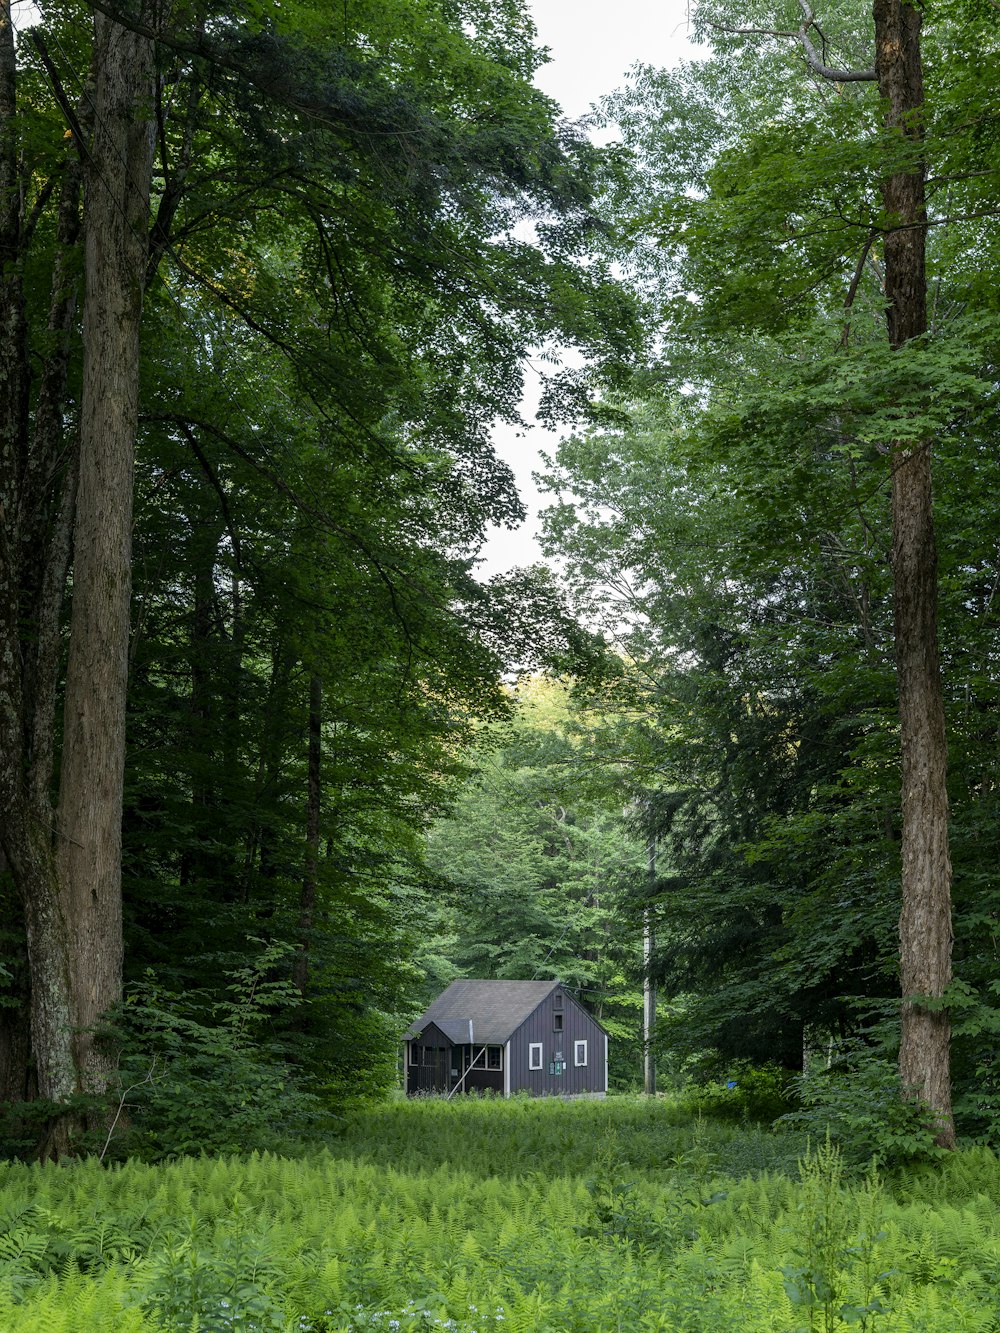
[28,33,91,163]
[142,412,449,628]
[83,0,437,139]
[179,421,243,575]
[841,228,877,347]
[796,1,877,82]
[21,172,60,248]
[704,19,799,38]
[707,1,877,83]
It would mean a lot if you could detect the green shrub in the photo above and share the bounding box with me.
[778,1056,949,1171]
[681,1062,799,1123]
[779,1139,893,1332]
[0,1094,95,1161]
[100,943,330,1160]
[135,1229,288,1330]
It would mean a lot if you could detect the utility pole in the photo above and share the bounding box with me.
[643,833,657,1096]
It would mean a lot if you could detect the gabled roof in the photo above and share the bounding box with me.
[403,979,562,1044]
[422,1018,475,1045]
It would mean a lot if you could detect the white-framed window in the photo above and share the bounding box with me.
[487,1046,503,1070]
[528,1042,543,1070]
[574,1040,588,1067]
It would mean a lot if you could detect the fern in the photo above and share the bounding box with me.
[1,1099,1000,1329]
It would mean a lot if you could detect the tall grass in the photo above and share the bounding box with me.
[334,1094,807,1181]
[0,1097,998,1330]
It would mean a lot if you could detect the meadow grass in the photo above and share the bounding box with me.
[1,1096,999,1330]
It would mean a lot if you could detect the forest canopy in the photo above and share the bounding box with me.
[0,0,631,1155]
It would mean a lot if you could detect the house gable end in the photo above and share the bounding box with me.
[411,1021,453,1046]
[505,985,607,1097]
[506,985,606,1046]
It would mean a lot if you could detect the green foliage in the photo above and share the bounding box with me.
[780,1057,950,1172]
[0,1094,99,1163]
[681,1063,799,1125]
[419,674,647,1074]
[0,1100,1000,1330]
[912,981,1000,1144]
[540,398,902,1068]
[106,0,639,1105]
[2,0,638,1128]
[538,0,1000,1113]
[101,944,328,1161]
[136,1230,289,1331]
[780,1141,893,1333]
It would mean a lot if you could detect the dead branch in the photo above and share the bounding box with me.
[706,0,877,83]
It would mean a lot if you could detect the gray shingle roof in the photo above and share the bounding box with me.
[426,1018,475,1044]
[403,979,561,1044]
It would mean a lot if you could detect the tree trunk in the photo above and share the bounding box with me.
[179,514,223,891]
[0,0,30,880]
[0,8,88,1137]
[643,835,656,1096]
[0,0,79,1127]
[293,673,323,995]
[0,853,33,1107]
[873,0,954,1146]
[243,646,293,904]
[48,10,157,1101]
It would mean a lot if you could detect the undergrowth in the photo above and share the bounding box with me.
[1,1099,999,1330]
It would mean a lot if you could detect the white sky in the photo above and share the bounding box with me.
[477,0,699,577]
[10,2,39,28]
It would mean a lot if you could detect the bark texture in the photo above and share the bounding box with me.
[874,0,954,1146]
[52,11,157,1099]
[0,2,82,1119]
[0,0,30,868]
[15,162,86,1121]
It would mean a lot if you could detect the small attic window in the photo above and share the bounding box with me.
[553,991,563,1009]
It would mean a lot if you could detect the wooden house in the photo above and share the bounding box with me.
[403,979,608,1098]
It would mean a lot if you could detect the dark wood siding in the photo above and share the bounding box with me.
[404,986,607,1098]
[506,987,606,1096]
[406,1030,508,1097]
[464,1068,503,1095]
[405,1022,453,1095]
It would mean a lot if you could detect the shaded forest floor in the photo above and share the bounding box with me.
[1,1097,999,1330]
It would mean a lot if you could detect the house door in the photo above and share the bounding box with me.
[452,1045,467,1090]
[428,1045,450,1093]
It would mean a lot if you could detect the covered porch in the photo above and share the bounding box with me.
[405,1020,505,1096]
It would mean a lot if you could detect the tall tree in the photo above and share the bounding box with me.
[536,0,1000,1135]
[872,0,952,1146]
[50,6,158,1107]
[1,0,635,1144]
[540,403,902,1072]
[706,0,954,1145]
[582,0,996,1144]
